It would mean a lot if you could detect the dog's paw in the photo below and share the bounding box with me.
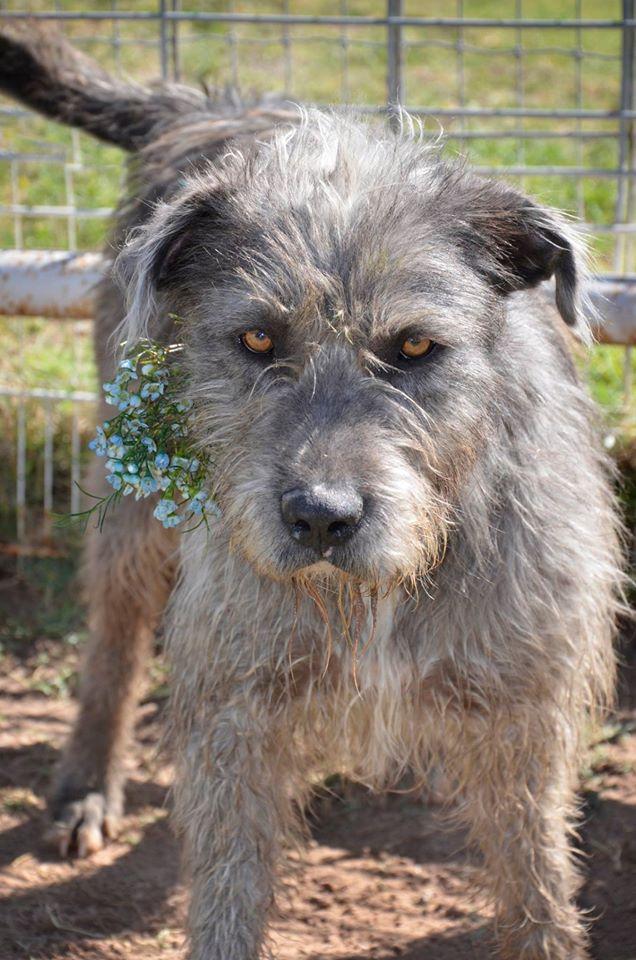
[47,791,120,858]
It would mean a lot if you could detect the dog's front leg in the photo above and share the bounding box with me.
[446,706,589,960]
[173,697,298,960]
[50,479,176,857]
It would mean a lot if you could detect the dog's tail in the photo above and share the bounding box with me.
[0,21,208,151]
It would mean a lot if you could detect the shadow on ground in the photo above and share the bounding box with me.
[0,636,635,959]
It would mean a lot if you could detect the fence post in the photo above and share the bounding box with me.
[159,0,169,80]
[171,0,181,82]
[387,0,403,127]
[616,0,635,407]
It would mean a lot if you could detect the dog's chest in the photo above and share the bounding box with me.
[308,588,436,696]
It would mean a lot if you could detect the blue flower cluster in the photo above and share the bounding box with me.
[87,341,219,529]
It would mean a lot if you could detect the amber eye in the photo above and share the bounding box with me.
[241,329,274,354]
[399,335,434,360]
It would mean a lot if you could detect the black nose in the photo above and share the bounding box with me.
[281,485,363,554]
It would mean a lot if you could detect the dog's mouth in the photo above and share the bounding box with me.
[274,525,387,586]
[290,528,364,566]
[285,540,359,575]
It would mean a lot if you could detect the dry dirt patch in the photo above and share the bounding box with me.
[1,637,635,960]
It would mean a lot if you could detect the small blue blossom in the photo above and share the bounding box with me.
[155,452,170,470]
[175,477,191,496]
[141,381,165,400]
[186,490,208,515]
[163,513,184,527]
[140,476,159,495]
[106,473,123,491]
[154,498,177,521]
[153,498,185,527]
[119,359,138,376]
[207,500,222,519]
[88,426,108,456]
[107,435,126,458]
[142,437,157,453]
[123,418,146,437]
[103,382,122,406]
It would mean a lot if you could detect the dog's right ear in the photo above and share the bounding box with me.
[114,188,227,346]
[449,176,592,341]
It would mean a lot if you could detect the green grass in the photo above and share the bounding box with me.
[0,0,634,546]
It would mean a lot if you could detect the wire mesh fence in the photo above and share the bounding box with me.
[0,1,635,547]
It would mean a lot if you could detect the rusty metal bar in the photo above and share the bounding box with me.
[0,386,96,402]
[588,282,636,345]
[0,251,105,319]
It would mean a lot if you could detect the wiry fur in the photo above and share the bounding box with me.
[1,24,625,960]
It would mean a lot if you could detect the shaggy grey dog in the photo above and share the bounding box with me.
[0,23,624,960]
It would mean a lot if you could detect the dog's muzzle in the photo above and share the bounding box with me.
[281,484,363,557]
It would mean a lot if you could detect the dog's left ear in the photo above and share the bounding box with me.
[457,180,588,337]
[114,186,228,346]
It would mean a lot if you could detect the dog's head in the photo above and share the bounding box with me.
[116,111,587,587]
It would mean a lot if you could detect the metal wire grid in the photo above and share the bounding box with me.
[0,303,95,545]
[0,6,635,261]
[0,2,634,545]
[0,385,91,542]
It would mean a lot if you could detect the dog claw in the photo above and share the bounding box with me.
[102,813,119,839]
[45,822,71,858]
[76,822,104,858]
[47,791,120,859]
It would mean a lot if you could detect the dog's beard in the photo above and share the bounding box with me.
[291,572,380,673]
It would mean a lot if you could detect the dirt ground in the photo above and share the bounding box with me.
[1,618,635,960]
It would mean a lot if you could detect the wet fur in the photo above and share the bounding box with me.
[0,23,625,960]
